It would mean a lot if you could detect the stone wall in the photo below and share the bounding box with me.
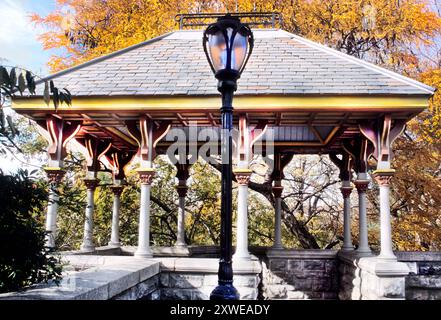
[338,253,360,300]
[112,274,160,300]
[261,249,339,300]
[157,258,261,300]
[338,251,441,300]
[397,252,441,300]
[4,249,441,300]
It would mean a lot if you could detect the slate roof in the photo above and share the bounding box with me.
[30,29,435,97]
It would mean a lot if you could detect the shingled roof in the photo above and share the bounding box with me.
[30,29,434,97]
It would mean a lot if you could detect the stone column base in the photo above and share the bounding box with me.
[80,244,95,253]
[358,257,409,300]
[108,242,121,248]
[338,251,410,300]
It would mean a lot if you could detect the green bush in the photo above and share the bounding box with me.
[0,169,62,293]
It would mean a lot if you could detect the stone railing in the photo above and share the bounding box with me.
[3,249,441,300]
[0,255,261,300]
[0,256,161,300]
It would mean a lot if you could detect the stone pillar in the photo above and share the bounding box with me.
[341,181,354,251]
[354,174,371,254]
[108,184,124,247]
[80,177,99,252]
[372,170,396,260]
[233,169,252,260]
[272,181,284,249]
[44,168,65,249]
[175,184,188,247]
[135,168,155,258]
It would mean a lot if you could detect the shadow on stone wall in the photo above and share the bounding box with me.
[259,250,339,300]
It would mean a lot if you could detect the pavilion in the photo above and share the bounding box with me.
[11,21,435,300]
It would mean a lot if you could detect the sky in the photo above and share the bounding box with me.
[0,0,56,76]
[0,0,57,173]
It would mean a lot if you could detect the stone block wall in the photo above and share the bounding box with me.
[158,273,259,300]
[113,274,160,300]
[261,250,339,300]
[397,252,441,300]
[155,257,262,300]
[338,251,441,300]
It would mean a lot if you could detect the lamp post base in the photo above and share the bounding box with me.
[210,283,239,300]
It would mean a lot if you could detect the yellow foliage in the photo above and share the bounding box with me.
[32,0,441,73]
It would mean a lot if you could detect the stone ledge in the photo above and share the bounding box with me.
[0,258,160,300]
[397,251,441,262]
[267,249,338,259]
[156,257,262,274]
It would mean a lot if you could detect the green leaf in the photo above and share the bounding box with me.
[9,68,17,87]
[52,87,59,110]
[18,72,26,95]
[25,71,32,85]
[63,88,72,105]
[0,67,10,87]
[43,81,50,106]
[28,77,36,95]
[49,80,55,93]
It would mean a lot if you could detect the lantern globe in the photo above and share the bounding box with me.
[203,14,254,83]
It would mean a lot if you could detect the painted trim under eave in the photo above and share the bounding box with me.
[12,95,430,113]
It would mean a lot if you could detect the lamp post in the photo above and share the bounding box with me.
[203,14,254,300]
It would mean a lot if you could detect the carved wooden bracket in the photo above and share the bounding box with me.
[329,149,353,181]
[237,114,268,163]
[77,135,112,173]
[37,116,82,165]
[359,115,406,168]
[126,117,171,166]
[342,136,374,173]
[105,148,136,181]
[270,152,294,182]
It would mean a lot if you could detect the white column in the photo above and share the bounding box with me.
[354,173,371,254]
[45,187,59,248]
[373,171,396,260]
[80,178,99,252]
[109,185,123,247]
[233,170,252,260]
[175,184,187,247]
[341,181,354,251]
[46,189,59,248]
[135,168,154,258]
[272,181,284,249]
[44,168,65,249]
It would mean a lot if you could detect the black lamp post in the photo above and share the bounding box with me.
[203,14,254,300]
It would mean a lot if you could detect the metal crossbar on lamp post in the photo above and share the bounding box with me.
[203,14,254,300]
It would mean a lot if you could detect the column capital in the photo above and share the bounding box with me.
[340,186,353,198]
[272,186,284,198]
[110,185,124,196]
[233,169,252,186]
[44,167,66,184]
[354,179,370,193]
[372,169,395,186]
[136,168,155,185]
[83,178,100,190]
[175,185,188,197]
